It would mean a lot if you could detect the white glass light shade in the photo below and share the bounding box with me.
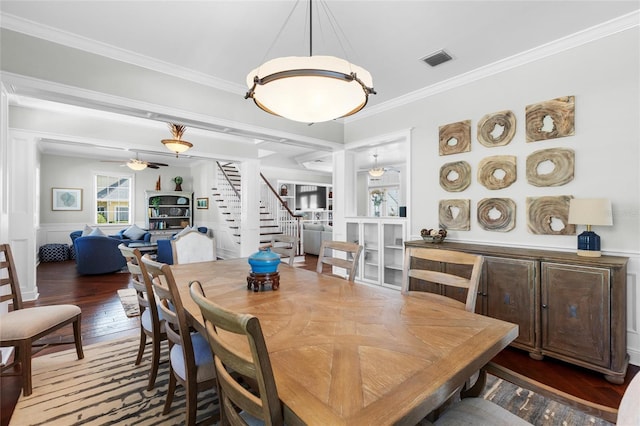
[568,198,613,226]
[161,139,193,155]
[246,55,374,123]
[127,160,147,171]
[368,168,385,178]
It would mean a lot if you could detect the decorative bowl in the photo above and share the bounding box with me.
[422,235,445,243]
[248,247,280,274]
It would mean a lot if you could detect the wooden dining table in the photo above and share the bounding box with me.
[170,258,518,426]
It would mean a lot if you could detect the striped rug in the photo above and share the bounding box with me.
[10,336,613,425]
[10,337,218,425]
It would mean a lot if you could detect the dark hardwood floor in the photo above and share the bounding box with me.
[1,256,637,426]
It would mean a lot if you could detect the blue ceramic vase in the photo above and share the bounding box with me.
[248,247,280,274]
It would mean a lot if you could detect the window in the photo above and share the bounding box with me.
[95,174,132,225]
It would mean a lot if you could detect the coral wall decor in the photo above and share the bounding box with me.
[526,148,575,187]
[439,199,470,231]
[477,156,517,190]
[525,96,575,142]
[439,161,471,192]
[477,198,516,232]
[439,120,471,155]
[477,110,516,147]
[526,195,576,235]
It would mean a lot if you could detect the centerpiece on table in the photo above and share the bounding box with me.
[247,247,281,291]
[421,228,447,243]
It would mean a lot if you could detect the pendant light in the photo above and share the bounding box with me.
[161,123,193,157]
[245,0,375,124]
[368,154,385,178]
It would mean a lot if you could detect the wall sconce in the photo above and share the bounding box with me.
[568,198,613,257]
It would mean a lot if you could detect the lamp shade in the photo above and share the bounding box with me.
[161,139,193,155]
[246,55,373,123]
[568,198,613,226]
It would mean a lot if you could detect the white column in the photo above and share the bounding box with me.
[332,150,357,242]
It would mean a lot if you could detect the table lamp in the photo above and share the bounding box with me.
[568,198,613,257]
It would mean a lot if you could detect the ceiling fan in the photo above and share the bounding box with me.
[101,154,168,171]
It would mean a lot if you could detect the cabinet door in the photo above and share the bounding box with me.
[484,256,536,349]
[541,262,610,367]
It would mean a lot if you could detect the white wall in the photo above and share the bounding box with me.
[345,28,640,365]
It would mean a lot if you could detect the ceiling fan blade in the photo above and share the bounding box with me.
[100,160,126,163]
[146,164,160,169]
[147,162,169,167]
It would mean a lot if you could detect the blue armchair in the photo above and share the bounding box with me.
[73,236,126,275]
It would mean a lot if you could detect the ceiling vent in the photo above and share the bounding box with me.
[421,50,453,67]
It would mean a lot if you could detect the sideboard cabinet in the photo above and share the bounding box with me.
[404,240,628,383]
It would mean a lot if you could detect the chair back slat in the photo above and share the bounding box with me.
[0,244,23,310]
[270,235,297,266]
[190,283,284,426]
[141,255,196,371]
[119,245,156,313]
[316,240,363,282]
[402,247,484,313]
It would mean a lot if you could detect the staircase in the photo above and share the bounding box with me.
[212,162,301,252]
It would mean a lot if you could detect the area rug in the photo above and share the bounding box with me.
[481,375,613,426]
[10,337,614,425]
[117,288,140,317]
[10,337,218,425]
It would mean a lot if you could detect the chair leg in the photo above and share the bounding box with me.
[147,336,161,390]
[186,378,198,426]
[136,328,147,366]
[163,371,176,415]
[20,341,33,397]
[73,317,84,360]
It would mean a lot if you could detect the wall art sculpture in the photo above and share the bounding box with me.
[477,198,516,232]
[525,96,575,142]
[526,148,575,187]
[477,156,517,190]
[477,110,516,147]
[439,199,470,231]
[526,195,576,235]
[439,161,471,192]
[439,120,471,155]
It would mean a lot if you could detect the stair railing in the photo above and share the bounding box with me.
[260,173,303,255]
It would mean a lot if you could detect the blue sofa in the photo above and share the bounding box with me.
[70,227,151,246]
[73,235,126,275]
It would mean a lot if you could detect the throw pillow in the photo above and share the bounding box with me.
[123,224,146,240]
[81,224,94,236]
[175,226,194,238]
[89,227,107,237]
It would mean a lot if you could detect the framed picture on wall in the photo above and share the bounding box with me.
[52,188,82,211]
[196,197,209,209]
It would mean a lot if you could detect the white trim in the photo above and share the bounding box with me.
[347,10,640,122]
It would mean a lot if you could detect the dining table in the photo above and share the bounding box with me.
[170,258,518,426]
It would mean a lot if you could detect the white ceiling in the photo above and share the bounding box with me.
[2,1,638,171]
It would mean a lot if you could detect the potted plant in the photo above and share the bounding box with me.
[173,176,183,191]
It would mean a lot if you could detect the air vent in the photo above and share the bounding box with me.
[421,50,452,67]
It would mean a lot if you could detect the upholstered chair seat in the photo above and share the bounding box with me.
[169,332,216,383]
[0,305,81,340]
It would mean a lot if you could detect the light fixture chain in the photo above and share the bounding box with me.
[256,0,303,72]
[318,0,357,65]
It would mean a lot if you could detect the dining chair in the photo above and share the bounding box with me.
[141,255,217,426]
[617,369,640,425]
[118,244,167,390]
[401,247,484,313]
[316,240,363,282]
[270,234,297,266]
[171,229,217,264]
[0,243,84,396]
[432,395,533,425]
[190,282,284,426]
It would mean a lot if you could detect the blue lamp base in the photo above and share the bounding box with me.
[576,230,601,257]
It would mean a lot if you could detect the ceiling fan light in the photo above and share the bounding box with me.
[161,139,193,155]
[127,160,147,171]
[246,55,375,123]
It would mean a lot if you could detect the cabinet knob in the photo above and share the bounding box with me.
[541,304,548,309]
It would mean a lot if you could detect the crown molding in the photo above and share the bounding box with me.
[346,10,640,123]
[0,12,247,96]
